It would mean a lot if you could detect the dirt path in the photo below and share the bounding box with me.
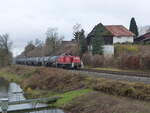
[72,70,150,84]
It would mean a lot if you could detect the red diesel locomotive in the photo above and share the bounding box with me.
[16,54,83,69]
[56,55,82,69]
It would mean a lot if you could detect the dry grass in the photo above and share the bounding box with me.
[66,91,150,113]
[1,65,150,112]
[10,66,150,101]
[22,67,88,93]
[3,65,87,93]
[89,78,150,101]
[1,65,150,103]
[1,65,37,76]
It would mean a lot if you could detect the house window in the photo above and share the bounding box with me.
[104,37,113,45]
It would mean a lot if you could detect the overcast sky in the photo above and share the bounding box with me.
[0,0,149,56]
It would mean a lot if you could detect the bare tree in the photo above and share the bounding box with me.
[24,41,35,57]
[146,27,150,33]
[73,23,82,43]
[20,28,64,57]
[34,38,43,47]
[73,23,82,33]
[45,27,64,55]
[0,33,13,66]
[0,34,12,53]
[139,26,150,35]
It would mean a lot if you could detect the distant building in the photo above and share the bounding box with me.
[134,32,150,43]
[87,23,135,56]
[59,39,77,55]
[62,39,76,46]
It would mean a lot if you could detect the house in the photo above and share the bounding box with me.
[87,23,135,56]
[62,39,76,46]
[59,39,77,55]
[134,32,150,43]
[87,23,135,46]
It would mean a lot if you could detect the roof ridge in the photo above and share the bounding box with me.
[105,25,123,26]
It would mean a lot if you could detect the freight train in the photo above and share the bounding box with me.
[16,54,83,69]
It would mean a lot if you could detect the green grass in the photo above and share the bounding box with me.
[0,71,22,82]
[25,88,58,99]
[26,88,93,107]
[54,89,93,107]
[94,67,122,71]
[0,67,36,83]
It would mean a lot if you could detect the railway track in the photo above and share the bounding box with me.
[81,68,150,78]
[71,68,150,84]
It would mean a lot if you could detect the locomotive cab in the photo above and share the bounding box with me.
[56,55,82,69]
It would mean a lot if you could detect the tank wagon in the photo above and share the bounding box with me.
[16,54,82,69]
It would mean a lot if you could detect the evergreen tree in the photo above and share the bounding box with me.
[92,23,109,55]
[129,17,139,36]
[92,34,103,55]
[79,29,87,56]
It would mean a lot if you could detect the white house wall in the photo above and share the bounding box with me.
[103,45,114,57]
[88,45,114,56]
[113,36,134,44]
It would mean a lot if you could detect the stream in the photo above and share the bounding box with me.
[0,78,65,113]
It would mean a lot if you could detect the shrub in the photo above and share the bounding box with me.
[82,53,92,66]
[125,56,141,69]
[103,57,118,67]
[82,53,104,67]
[123,87,136,97]
[115,54,141,69]
[116,53,129,68]
[91,55,104,67]
[115,44,140,56]
[141,56,150,69]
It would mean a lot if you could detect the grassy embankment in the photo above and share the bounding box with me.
[0,66,93,107]
[1,65,150,113]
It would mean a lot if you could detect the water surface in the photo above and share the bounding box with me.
[0,79,64,113]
